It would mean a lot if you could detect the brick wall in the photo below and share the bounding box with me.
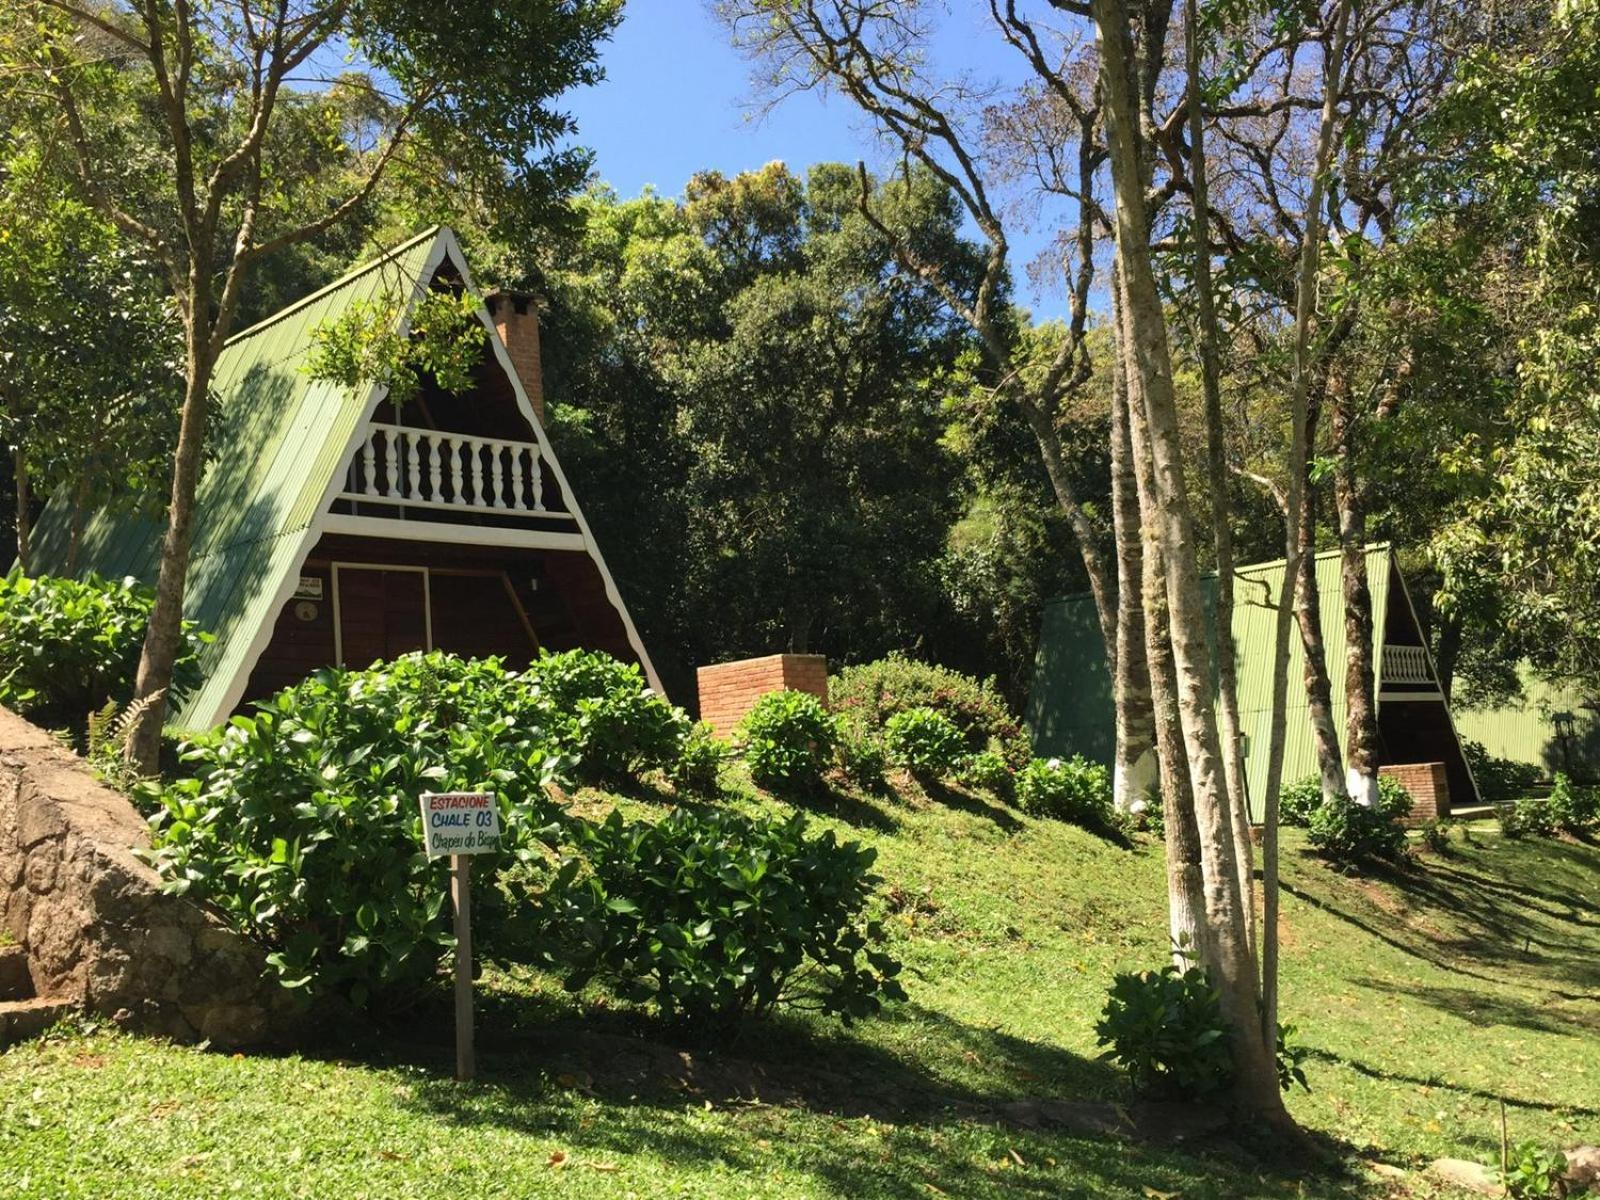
[1379,761,1451,822]
[486,289,545,426]
[696,654,829,739]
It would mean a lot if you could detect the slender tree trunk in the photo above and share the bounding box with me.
[1118,301,1209,966]
[1185,0,1254,953]
[1259,0,1353,1055]
[11,446,29,576]
[127,324,218,770]
[1293,415,1348,805]
[1092,0,1287,1125]
[1111,337,1157,812]
[1332,368,1381,807]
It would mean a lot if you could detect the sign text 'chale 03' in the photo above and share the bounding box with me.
[419,792,501,857]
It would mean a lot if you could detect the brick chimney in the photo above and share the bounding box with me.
[485,289,545,426]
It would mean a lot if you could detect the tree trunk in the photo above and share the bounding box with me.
[127,330,218,772]
[11,445,29,576]
[1111,338,1157,813]
[1091,0,1287,1125]
[1293,433,1348,805]
[1332,368,1381,807]
[1185,0,1253,953]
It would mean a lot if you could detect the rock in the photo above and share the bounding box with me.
[1430,1157,1499,1196]
[1565,1145,1600,1190]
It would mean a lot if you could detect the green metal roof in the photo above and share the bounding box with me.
[1027,545,1394,818]
[32,228,445,727]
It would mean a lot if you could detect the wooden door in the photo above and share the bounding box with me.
[335,566,430,668]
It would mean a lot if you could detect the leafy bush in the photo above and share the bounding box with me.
[1095,965,1233,1098]
[1463,739,1542,804]
[1306,797,1408,867]
[836,728,888,792]
[956,749,1014,797]
[1500,1141,1570,1199]
[1499,796,1558,840]
[1276,1022,1312,1093]
[882,706,966,779]
[1016,756,1113,828]
[1376,775,1416,822]
[739,690,838,792]
[143,653,566,1007]
[533,807,905,1030]
[830,654,1030,769]
[0,571,208,741]
[523,649,686,785]
[1547,772,1598,832]
[1418,819,1452,854]
[670,720,725,796]
[1279,775,1326,827]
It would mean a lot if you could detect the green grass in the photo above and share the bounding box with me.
[3,773,1597,1199]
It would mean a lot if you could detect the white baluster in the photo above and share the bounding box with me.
[384,428,400,499]
[530,446,545,511]
[407,432,422,499]
[448,437,464,504]
[361,431,378,497]
[490,442,506,508]
[469,439,485,506]
[427,435,442,504]
[509,446,527,512]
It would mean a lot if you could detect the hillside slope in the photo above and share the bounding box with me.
[2,773,1596,1199]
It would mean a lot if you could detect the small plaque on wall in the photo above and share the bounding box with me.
[293,576,324,601]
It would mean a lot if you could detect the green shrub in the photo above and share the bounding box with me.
[0,571,208,741]
[523,649,687,785]
[1276,1022,1311,1093]
[670,720,725,796]
[1463,739,1542,804]
[739,690,838,792]
[1306,797,1408,867]
[830,654,1030,769]
[1376,775,1416,822]
[956,748,1014,797]
[1500,1141,1569,1199]
[1418,819,1452,854]
[836,728,888,792]
[533,807,905,1030]
[1500,796,1558,840]
[1547,772,1598,832]
[1016,756,1113,828]
[882,706,966,779]
[1279,776,1324,827]
[1095,965,1233,1098]
[143,653,566,1007]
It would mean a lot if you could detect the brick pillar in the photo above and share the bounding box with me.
[486,289,544,426]
[696,654,829,739]
[1378,762,1451,822]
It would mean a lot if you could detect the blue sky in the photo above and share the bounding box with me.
[564,1,1070,315]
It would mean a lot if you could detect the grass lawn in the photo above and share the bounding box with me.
[3,773,1596,1199]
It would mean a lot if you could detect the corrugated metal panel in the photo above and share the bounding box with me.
[1454,665,1600,779]
[1027,545,1395,817]
[31,229,444,728]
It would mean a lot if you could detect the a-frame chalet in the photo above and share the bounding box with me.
[30,227,660,729]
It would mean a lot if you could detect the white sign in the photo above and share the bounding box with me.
[419,792,501,857]
[294,575,324,600]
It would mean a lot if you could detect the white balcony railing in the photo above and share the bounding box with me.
[1382,644,1433,685]
[340,423,569,521]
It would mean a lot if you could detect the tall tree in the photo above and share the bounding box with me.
[2,0,619,769]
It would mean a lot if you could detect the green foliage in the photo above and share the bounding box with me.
[955,749,1014,797]
[523,649,688,786]
[0,572,206,741]
[738,690,838,792]
[1463,740,1543,805]
[1418,819,1452,855]
[882,706,966,779]
[143,653,567,1007]
[836,728,888,792]
[1279,776,1325,827]
[1306,798,1409,868]
[1276,1023,1311,1094]
[1499,797,1559,841]
[1500,1140,1569,1200]
[532,807,905,1031]
[670,721,726,797]
[305,289,484,404]
[1547,772,1598,832]
[1095,965,1233,1098]
[830,653,1030,769]
[1015,756,1113,829]
[1377,776,1416,823]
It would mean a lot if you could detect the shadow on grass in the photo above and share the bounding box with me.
[1352,976,1600,1042]
[919,778,1024,833]
[1305,1044,1600,1118]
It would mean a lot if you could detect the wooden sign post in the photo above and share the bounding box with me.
[420,791,501,1082]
